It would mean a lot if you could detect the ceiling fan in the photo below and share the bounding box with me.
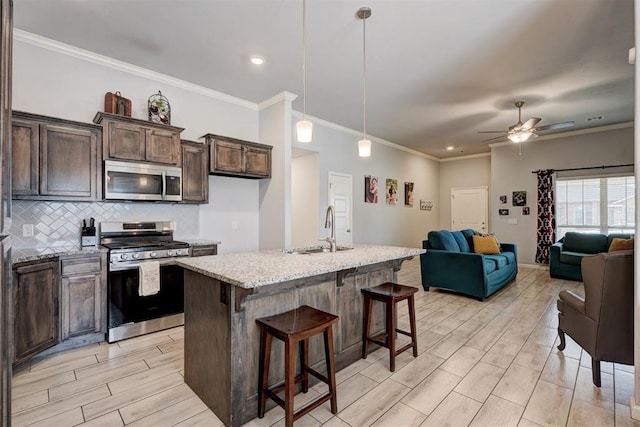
[479,101,575,143]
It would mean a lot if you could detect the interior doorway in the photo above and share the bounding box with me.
[328,172,353,247]
[451,186,488,232]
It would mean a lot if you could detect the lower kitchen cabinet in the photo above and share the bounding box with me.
[13,259,59,366]
[191,244,218,257]
[59,253,106,341]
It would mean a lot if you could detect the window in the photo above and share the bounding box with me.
[556,175,635,239]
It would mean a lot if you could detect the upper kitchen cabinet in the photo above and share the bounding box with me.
[181,140,208,203]
[94,112,184,166]
[204,133,272,179]
[12,112,102,201]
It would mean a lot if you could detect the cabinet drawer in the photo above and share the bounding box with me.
[191,245,218,257]
[60,256,101,277]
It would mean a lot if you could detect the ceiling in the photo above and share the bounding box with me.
[13,0,635,159]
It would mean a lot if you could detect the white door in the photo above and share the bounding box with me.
[328,172,353,247]
[451,187,488,232]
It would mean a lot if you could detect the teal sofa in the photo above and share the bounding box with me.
[550,232,632,281]
[420,229,518,301]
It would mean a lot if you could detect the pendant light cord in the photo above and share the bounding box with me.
[302,0,307,120]
[362,14,367,140]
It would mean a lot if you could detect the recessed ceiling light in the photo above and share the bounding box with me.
[250,56,265,65]
[446,146,455,151]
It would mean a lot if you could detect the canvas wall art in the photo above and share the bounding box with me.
[364,175,378,203]
[386,179,398,205]
[404,182,414,206]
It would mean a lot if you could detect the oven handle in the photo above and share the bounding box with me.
[161,171,166,201]
[109,257,180,272]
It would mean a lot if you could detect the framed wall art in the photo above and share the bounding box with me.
[386,179,398,205]
[364,175,378,203]
[404,182,414,206]
[512,191,527,206]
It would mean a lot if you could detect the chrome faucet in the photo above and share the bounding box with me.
[323,205,336,252]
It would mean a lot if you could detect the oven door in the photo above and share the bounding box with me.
[107,259,184,342]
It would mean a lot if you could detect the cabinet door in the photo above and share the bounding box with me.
[13,260,59,365]
[210,139,243,174]
[60,274,101,340]
[146,128,180,165]
[107,121,146,161]
[11,119,38,196]
[40,124,98,199]
[181,141,208,203]
[244,146,271,178]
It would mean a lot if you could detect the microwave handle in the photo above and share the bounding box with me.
[161,171,166,200]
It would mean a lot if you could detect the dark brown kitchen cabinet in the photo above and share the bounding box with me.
[94,112,184,166]
[191,244,218,257]
[11,112,102,201]
[13,259,59,366]
[59,253,106,341]
[181,140,208,203]
[203,133,272,179]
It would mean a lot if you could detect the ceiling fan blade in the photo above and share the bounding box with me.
[482,135,507,143]
[477,131,507,134]
[535,121,575,132]
[521,117,541,130]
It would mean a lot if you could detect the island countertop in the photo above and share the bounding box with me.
[177,244,424,289]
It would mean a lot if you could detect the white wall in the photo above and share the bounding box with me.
[491,126,634,264]
[292,119,440,249]
[291,151,320,248]
[439,155,491,230]
[12,33,261,253]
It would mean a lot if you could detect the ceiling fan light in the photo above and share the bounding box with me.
[508,130,533,143]
[296,120,313,143]
[358,138,371,157]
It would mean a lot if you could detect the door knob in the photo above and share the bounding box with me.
[346,229,351,233]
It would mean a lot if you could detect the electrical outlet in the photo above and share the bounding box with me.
[23,224,34,237]
[231,220,239,230]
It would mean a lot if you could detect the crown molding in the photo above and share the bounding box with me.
[488,121,634,149]
[14,28,259,111]
[258,91,298,110]
[439,152,492,162]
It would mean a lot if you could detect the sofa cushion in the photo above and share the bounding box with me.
[472,235,500,254]
[559,251,590,266]
[607,233,633,249]
[483,258,497,274]
[500,251,516,264]
[451,231,471,252]
[484,254,507,269]
[428,230,460,252]
[461,229,476,251]
[609,237,634,252]
[563,232,608,254]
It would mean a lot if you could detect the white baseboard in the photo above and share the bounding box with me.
[630,396,640,420]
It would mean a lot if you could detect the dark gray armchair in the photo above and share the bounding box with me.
[557,250,634,387]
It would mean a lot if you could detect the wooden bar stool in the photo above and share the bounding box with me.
[362,282,418,372]
[256,305,339,427]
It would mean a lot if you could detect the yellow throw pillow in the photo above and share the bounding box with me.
[473,235,500,254]
[608,237,634,252]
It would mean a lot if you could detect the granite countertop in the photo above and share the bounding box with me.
[12,246,108,264]
[177,244,425,289]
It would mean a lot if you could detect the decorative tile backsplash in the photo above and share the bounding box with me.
[10,200,200,249]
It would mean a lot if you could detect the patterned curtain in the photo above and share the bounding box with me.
[535,169,555,264]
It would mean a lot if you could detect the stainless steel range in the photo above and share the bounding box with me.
[101,221,191,343]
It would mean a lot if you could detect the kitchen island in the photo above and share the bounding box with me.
[177,244,424,426]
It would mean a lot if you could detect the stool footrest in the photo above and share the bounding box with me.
[396,329,412,337]
[395,342,416,356]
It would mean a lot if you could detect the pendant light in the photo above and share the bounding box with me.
[296,0,313,142]
[357,7,372,157]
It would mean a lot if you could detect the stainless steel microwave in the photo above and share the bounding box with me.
[104,160,182,201]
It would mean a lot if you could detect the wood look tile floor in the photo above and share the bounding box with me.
[11,259,640,426]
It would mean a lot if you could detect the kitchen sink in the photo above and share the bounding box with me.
[285,246,353,255]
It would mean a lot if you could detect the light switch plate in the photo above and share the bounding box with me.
[508,218,518,225]
[22,224,34,237]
